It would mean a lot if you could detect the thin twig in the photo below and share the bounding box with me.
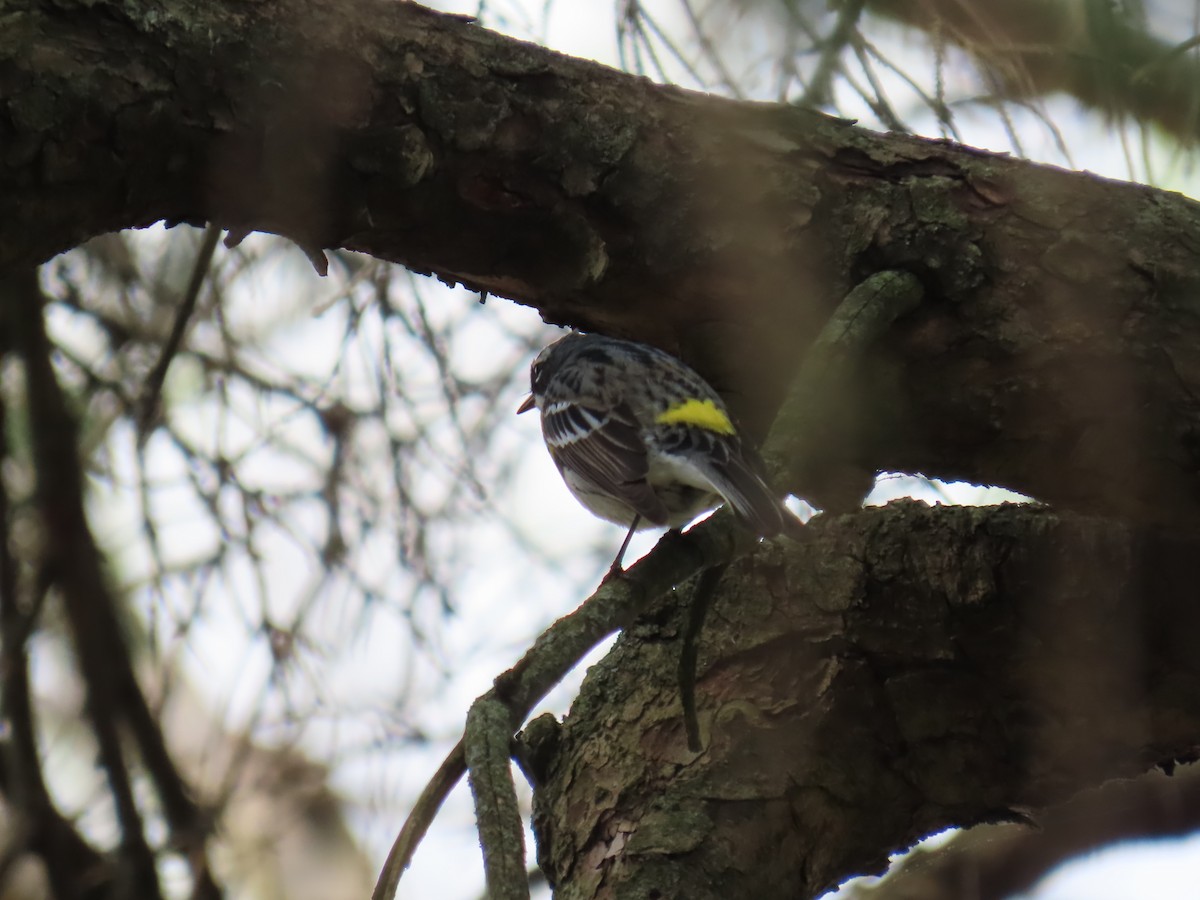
[138,222,221,440]
[678,0,744,98]
[373,740,467,900]
[801,0,867,108]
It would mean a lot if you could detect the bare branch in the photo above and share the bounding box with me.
[848,762,1200,900]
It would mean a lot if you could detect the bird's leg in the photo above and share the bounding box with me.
[605,515,641,579]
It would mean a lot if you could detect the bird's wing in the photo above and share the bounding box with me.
[542,399,670,525]
[662,429,786,537]
[704,448,787,537]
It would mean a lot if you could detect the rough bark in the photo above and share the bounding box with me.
[533,502,1200,899]
[4,0,1200,520]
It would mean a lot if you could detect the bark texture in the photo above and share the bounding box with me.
[4,0,1200,519]
[533,502,1200,899]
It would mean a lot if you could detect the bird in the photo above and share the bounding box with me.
[517,332,795,573]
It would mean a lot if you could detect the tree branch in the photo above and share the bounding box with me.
[533,503,1200,899]
[6,267,164,897]
[2,267,218,898]
[0,304,115,900]
[465,695,529,900]
[373,522,757,900]
[849,761,1200,900]
[7,0,1200,530]
[866,0,1200,145]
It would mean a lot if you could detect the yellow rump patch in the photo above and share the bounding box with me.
[656,398,735,435]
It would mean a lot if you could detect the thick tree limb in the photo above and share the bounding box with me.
[847,761,1200,900]
[5,0,1200,527]
[532,502,1200,899]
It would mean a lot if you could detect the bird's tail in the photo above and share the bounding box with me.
[701,453,800,539]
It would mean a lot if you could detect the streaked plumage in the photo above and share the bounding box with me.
[518,333,791,543]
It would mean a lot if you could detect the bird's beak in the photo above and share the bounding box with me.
[517,394,535,414]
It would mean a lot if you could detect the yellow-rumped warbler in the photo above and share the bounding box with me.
[518,332,794,571]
